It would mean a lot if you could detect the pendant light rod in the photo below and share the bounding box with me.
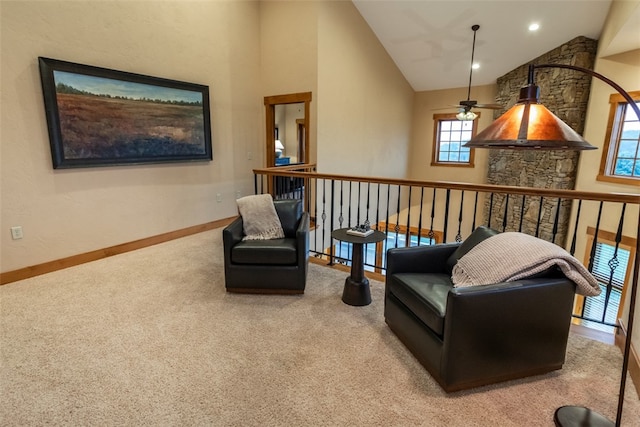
[466,24,480,102]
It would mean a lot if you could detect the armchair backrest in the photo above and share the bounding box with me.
[274,199,303,237]
[445,226,499,274]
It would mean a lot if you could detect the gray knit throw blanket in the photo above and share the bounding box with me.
[236,194,285,241]
[452,232,600,296]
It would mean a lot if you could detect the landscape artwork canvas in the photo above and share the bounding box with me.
[38,57,212,169]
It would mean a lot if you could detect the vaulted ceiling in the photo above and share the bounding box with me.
[353,0,623,92]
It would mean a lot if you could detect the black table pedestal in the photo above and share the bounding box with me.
[341,240,371,306]
[331,228,386,307]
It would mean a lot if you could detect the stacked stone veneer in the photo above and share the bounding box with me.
[485,36,598,245]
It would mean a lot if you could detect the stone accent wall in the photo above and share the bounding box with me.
[485,36,597,245]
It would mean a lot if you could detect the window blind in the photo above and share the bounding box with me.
[590,242,630,290]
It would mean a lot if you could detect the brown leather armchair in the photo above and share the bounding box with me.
[223,199,309,294]
[384,226,576,392]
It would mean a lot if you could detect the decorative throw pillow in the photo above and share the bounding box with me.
[236,194,285,241]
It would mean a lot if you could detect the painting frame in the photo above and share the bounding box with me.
[38,57,212,169]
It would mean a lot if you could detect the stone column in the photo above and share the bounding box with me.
[485,36,597,245]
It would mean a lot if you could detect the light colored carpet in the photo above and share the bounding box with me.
[1,229,638,426]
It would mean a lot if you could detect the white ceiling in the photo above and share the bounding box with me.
[352,0,615,92]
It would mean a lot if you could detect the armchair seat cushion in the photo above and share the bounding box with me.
[231,238,298,265]
[388,273,453,337]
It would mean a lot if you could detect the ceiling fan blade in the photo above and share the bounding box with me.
[433,103,473,109]
[432,102,502,112]
[474,103,503,110]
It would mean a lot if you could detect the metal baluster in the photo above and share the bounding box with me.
[443,189,450,242]
[601,204,627,324]
[254,174,259,195]
[535,196,543,238]
[569,200,582,256]
[365,182,371,228]
[348,181,353,228]
[322,179,328,263]
[375,183,381,231]
[305,175,311,214]
[429,188,436,242]
[339,180,344,229]
[394,185,401,248]
[588,202,604,273]
[385,184,391,235]
[357,182,362,226]
[552,197,561,244]
[502,194,509,232]
[374,183,383,269]
[456,191,464,242]
[329,179,335,263]
[406,186,412,246]
[418,187,425,245]
[518,195,526,232]
[364,182,372,267]
[472,192,478,230]
[487,193,494,229]
[314,177,319,256]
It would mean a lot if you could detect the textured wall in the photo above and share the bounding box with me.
[486,36,598,244]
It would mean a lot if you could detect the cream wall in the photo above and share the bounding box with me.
[316,0,414,178]
[0,1,263,272]
[400,85,495,239]
[408,84,496,182]
[260,0,318,164]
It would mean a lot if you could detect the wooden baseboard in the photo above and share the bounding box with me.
[615,320,640,398]
[0,217,236,285]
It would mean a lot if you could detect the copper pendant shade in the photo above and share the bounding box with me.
[464,83,597,150]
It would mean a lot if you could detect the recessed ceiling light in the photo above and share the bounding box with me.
[472,63,480,70]
[529,23,540,32]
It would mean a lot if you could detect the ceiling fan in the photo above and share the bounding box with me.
[438,24,502,120]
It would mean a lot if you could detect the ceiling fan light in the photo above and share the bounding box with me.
[457,110,477,121]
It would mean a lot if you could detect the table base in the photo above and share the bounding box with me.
[342,276,371,306]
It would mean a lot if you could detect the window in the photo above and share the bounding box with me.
[597,91,640,185]
[431,113,478,167]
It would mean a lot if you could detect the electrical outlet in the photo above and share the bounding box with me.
[10,226,23,240]
[216,193,222,203]
[247,151,253,160]
[236,191,241,199]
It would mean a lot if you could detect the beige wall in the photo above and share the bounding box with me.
[260,0,318,164]
[316,0,414,178]
[401,85,495,239]
[0,1,263,272]
[409,84,496,182]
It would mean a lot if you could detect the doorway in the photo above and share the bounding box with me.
[264,92,311,167]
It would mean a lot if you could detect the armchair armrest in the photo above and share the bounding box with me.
[386,243,460,275]
[296,212,310,265]
[447,278,575,326]
[223,217,243,262]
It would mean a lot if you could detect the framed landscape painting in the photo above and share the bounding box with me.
[38,57,212,169]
